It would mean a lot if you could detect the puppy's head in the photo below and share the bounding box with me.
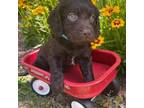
[48,0,100,45]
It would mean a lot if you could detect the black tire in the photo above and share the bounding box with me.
[102,79,120,97]
[71,99,94,108]
[30,78,52,96]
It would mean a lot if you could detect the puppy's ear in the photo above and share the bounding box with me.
[94,8,100,37]
[48,6,63,37]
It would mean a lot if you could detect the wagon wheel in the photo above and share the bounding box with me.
[71,99,94,108]
[31,78,51,96]
[102,79,120,97]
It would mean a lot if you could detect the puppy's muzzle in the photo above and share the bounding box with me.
[81,29,96,42]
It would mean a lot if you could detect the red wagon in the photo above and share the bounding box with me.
[20,49,121,108]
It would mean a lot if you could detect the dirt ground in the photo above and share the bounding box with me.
[18,34,126,108]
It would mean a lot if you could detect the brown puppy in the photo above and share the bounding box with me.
[34,0,100,93]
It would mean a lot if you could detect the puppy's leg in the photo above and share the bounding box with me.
[48,57,64,94]
[79,56,94,82]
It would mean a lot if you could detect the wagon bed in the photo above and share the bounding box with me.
[21,49,121,99]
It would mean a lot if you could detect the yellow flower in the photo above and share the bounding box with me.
[113,6,120,13]
[91,44,97,50]
[90,36,104,50]
[111,18,125,28]
[100,5,120,17]
[18,0,32,10]
[18,0,26,8]
[32,6,46,15]
[91,0,97,6]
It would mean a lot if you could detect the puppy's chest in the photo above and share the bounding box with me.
[65,55,76,65]
[66,49,83,58]
[64,49,83,65]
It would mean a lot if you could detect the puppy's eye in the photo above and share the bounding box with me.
[90,15,95,23]
[67,13,78,22]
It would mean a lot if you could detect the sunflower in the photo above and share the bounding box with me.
[100,5,120,17]
[111,18,125,28]
[91,0,97,6]
[90,36,104,50]
[32,6,46,15]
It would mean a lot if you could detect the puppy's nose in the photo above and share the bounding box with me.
[82,29,91,36]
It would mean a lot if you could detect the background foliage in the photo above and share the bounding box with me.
[18,0,126,76]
